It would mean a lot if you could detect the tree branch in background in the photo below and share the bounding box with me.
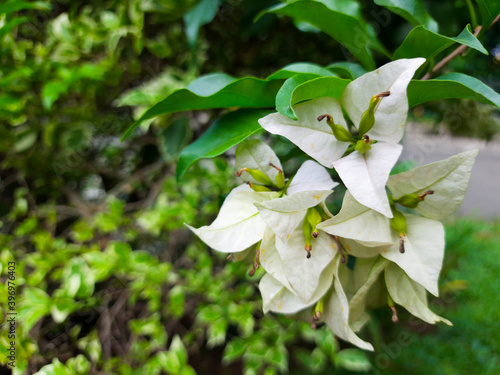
[422,26,482,80]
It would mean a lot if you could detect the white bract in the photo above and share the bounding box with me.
[188,60,479,352]
[259,58,426,217]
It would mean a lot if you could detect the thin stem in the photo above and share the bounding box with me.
[422,25,482,80]
[465,0,478,29]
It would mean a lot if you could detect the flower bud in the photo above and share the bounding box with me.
[354,136,372,154]
[397,190,435,208]
[246,181,271,192]
[306,207,322,237]
[358,91,390,136]
[302,219,313,258]
[236,168,273,186]
[390,208,407,253]
[269,163,285,189]
[318,114,355,143]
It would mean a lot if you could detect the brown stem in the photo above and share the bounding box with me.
[422,25,483,80]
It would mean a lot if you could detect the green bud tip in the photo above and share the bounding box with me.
[268,162,283,174]
[362,134,370,143]
[305,245,312,259]
[312,231,319,238]
[246,181,271,192]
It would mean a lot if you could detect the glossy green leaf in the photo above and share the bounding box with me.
[277,76,350,119]
[327,62,367,79]
[184,0,221,47]
[408,73,500,108]
[476,0,500,29]
[257,1,378,70]
[176,109,270,179]
[394,25,488,61]
[122,74,282,140]
[266,62,337,80]
[374,0,438,32]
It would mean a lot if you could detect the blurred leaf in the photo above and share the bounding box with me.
[184,0,221,47]
[0,17,29,38]
[257,0,379,70]
[18,288,51,332]
[476,0,500,29]
[394,24,488,61]
[42,80,70,110]
[374,0,438,32]
[223,338,247,364]
[0,1,50,14]
[335,348,372,372]
[408,73,500,108]
[176,108,270,179]
[276,76,350,119]
[122,74,281,140]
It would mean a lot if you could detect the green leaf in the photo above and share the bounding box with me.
[184,0,221,47]
[266,62,337,80]
[327,62,367,79]
[176,109,270,179]
[407,73,500,108]
[374,0,438,32]
[18,288,51,332]
[0,1,50,14]
[257,1,378,70]
[277,76,351,119]
[121,74,281,140]
[394,24,488,61]
[335,349,372,372]
[476,0,500,29]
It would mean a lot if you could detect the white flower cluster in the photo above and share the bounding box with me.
[187,58,478,351]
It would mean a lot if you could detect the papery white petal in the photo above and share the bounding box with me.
[275,227,337,304]
[186,191,279,253]
[317,191,394,247]
[259,227,294,291]
[348,257,389,331]
[287,160,338,195]
[342,58,426,143]
[323,256,374,351]
[259,261,335,314]
[379,214,445,297]
[388,149,479,219]
[258,97,349,168]
[385,263,451,325]
[333,143,402,218]
[235,139,283,184]
[256,190,333,243]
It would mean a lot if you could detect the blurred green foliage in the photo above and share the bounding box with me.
[0,0,499,374]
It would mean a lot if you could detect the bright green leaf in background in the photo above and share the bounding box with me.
[122,74,281,140]
[327,62,368,79]
[176,109,270,179]
[374,0,438,32]
[394,24,488,61]
[408,73,500,108]
[266,62,337,80]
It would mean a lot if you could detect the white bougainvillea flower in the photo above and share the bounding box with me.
[318,149,478,296]
[187,139,338,255]
[259,225,338,304]
[185,185,279,253]
[385,263,451,325]
[255,160,337,243]
[321,255,375,351]
[259,58,426,218]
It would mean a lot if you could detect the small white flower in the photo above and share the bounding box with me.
[259,58,426,218]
